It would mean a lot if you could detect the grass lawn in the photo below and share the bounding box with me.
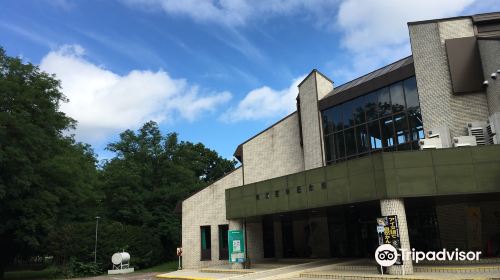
[136,260,178,273]
[4,267,58,280]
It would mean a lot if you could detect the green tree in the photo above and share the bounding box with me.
[0,47,100,278]
[101,121,236,263]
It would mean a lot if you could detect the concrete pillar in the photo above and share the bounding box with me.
[229,220,244,269]
[380,198,414,275]
[298,70,333,170]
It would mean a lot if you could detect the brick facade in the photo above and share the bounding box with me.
[181,168,243,268]
[242,112,305,184]
[409,19,489,138]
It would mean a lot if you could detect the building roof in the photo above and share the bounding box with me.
[318,56,415,110]
[407,11,500,26]
[322,55,413,100]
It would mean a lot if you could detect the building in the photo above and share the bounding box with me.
[181,12,500,275]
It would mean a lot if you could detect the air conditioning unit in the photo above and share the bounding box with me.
[467,121,488,145]
[419,138,443,150]
[427,126,451,148]
[453,136,477,147]
[487,112,500,144]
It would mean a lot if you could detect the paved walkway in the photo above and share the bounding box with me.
[156,259,500,280]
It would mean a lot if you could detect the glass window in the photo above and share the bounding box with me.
[342,101,356,129]
[364,91,378,121]
[394,113,410,145]
[378,87,391,117]
[334,131,345,159]
[355,124,370,154]
[320,76,420,165]
[201,226,212,260]
[218,225,229,260]
[404,77,420,112]
[321,112,332,135]
[344,128,356,156]
[322,108,337,135]
[381,117,395,150]
[390,82,405,113]
[409,111,424,141]
[368,120,382,150]
[352,96,366,124]
[333,104,344,131]
[324,134,335,162]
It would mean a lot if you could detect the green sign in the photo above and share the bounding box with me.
[228,230,245,263]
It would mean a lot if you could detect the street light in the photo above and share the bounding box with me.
[94,216,100,263]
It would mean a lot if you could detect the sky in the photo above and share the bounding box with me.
[1,0,499,161]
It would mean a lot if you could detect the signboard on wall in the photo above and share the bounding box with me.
[377,215,403,265]
[228,230,245,263]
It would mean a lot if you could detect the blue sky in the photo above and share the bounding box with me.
[1,0,499,161]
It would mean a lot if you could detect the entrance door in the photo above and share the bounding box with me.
[262,216,276,258]
[281,217,295,257]
[328,203,380,258]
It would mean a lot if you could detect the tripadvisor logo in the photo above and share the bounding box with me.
[375,244,482,266]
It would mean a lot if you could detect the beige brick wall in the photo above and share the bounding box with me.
[409,19,489,138]
[242,112,304,184]
[478,39,500,114]
[181,168,243,268]
[299,72,333,170]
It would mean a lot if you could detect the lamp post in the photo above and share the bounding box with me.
[94,216,100,263]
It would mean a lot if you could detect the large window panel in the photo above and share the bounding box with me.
[320,76,421,165]
[332,105,344,131]
[394,113,410,145]
[322,110,334,135]
[390,82,405,113]
[378,87,391,117]
[355,124,370,154]
[364,91,378,121]
[334,131,345,160]
[381,117,395,151]
[342,101,356,129]
[409,112,424,141]
[322,107,342,134]
[344,128,357,156]
[352,96,366,125]
[368,120,382,150]
[404,77,420,112]
[324,134,335,162]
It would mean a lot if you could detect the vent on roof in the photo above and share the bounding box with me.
[467,122,488,145]
[488,112,500,144]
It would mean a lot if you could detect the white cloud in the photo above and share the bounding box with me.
[332,0,475,81]
[221,76,305,122]
[122,0,338,27]
[39,44,231,143]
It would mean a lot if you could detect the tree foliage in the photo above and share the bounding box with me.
[101,121,236,262]
[0,47,236,277]
[0,47,100,278]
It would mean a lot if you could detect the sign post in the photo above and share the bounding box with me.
[228,230,245,263]
[176,247,182,270]
[377,215,402,265]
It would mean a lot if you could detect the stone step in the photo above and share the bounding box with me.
[298,271,494,280]
[415,265,500,274]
